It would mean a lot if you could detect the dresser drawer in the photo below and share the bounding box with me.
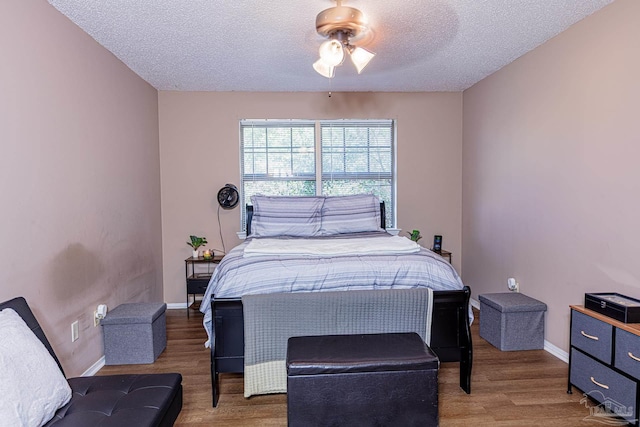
[187,278,210,294]
[615,328,640,381]
[570,348,637,424]
[571,310,613,364]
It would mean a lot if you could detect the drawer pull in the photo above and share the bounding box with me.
[628,352,640,362]
[590,377,609,390]
[580,331,599,341]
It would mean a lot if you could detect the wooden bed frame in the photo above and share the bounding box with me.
[209,203,473,407]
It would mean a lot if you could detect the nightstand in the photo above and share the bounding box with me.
[431,249,452,263]
[185,255,223,317]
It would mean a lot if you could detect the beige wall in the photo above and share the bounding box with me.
[13,0,626,375]
[0,0,162,376]
[159,91,463,304]
[462,0,640,353]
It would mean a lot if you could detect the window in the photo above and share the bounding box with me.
[240,119,395,228]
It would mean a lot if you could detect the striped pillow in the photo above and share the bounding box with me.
[320,194,383,235]
[250,195,323,237]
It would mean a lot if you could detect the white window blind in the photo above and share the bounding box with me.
[240,119,395,228]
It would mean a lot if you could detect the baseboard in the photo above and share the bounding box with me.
[472,297,568,363]
[82,356,105,377]
[166,302,188,310]
[544,339,569,362]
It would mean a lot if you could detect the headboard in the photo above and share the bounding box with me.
[246,201,386,236]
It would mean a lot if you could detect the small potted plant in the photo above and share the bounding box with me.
[187,235,208,258]
[407,229,422,243]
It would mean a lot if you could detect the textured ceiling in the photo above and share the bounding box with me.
[47,0,614,92]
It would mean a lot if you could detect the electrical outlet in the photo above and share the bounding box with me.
[94,304,107,326]
[507,278,519,292]
[71,320,79,342]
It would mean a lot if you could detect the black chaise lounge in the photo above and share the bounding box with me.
[0,296,183,427]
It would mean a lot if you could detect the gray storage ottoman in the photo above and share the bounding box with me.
[102,302,167,365]
[479,292,547,351]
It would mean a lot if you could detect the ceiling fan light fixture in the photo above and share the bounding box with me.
[318,39,345,67]
[313,2,374,79]
[349,46,375,74]
[313,59,335,78]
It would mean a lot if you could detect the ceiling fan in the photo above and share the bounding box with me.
[312,1,376,78]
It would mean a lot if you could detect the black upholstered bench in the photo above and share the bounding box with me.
[46,373,182,426]
[286,332,440,427]
[0,297,182,427]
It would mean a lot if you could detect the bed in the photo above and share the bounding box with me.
[200,195,472,407]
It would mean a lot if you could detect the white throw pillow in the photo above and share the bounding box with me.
[0,308,72,427]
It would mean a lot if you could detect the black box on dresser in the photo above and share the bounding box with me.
[585,293,640,323]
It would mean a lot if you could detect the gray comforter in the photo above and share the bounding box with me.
[200,232,466,347]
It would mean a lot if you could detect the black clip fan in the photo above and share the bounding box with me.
[217,184,239,209]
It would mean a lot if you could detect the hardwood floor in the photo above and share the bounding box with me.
[98,308,594,426]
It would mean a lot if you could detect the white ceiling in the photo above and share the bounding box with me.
[47,0,614,92]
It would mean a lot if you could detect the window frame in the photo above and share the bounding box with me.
[239,118,397,230]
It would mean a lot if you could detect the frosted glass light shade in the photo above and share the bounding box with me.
[313,59,335,78]
[349,46,375,74]
[318,39,345,67]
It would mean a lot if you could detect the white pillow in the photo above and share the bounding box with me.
[0,308,72,427]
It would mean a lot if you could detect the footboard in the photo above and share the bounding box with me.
[430,286,472,394]
[210,286,472,407]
